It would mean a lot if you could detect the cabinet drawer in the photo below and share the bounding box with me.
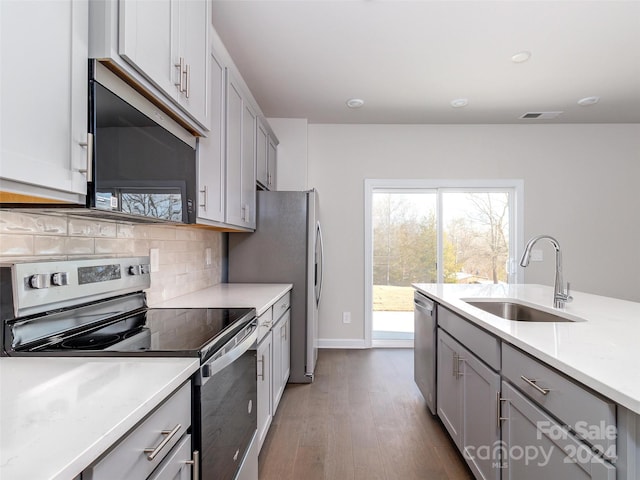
[502,343,616,457]
[89,382,191,480]
[257,308,273,343]
[437,306,500,370]
[273,291,291,322]
[147,434,193,480]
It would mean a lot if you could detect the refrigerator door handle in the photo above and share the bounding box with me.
[315,221,324,306]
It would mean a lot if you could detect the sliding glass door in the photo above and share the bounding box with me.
[366,180,522,347]
[372,190,437,341]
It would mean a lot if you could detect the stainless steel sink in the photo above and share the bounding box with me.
[464,300,575,322]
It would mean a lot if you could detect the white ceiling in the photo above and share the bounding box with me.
[211,0,640,125]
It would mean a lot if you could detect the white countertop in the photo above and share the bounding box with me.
[0,283,291,479]
[150,283,293,316]
[413,283,640,415]
[0,357,198,480]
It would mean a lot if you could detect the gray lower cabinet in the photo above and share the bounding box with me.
[437,329,501,480]
[256,330,273,450]
[501,381,616,480]
[82,382,195,480]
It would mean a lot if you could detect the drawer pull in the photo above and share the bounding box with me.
[144,424,182,461]
[184,450,200,480]
[521,375,550,395]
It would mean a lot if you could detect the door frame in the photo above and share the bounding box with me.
[364,179,524,348]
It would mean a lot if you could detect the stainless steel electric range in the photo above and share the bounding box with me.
[0,256,257,480]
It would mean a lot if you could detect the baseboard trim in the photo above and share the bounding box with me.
[372,339,413,348]
[318,338,367,349]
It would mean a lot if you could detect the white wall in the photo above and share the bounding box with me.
[268,118,309,191]
[306,123,640,345]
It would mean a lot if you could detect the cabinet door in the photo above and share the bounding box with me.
[175,0,207,126]
[256,332,272,451]
[225,73,244,227]
[501,381,616,480]
[225,71,256,229]
[272,316,283,412]
[241,102,257,228]
[256,120,269,188]
[1,0,88,199]
[197,50,225,223]
[267,137,277,190]
[282,311,290,383]
[119,0,174,96]
[437,329,464,449]
[461,345,501,480]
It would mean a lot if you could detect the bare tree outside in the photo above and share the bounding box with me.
[373,190,510,317]
[121,192,183,221]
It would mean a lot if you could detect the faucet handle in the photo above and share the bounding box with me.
[565,282,573,303]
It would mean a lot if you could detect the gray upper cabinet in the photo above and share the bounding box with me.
[225,71,256,230]
[90,0,209,133]
[256,121,269,189]
[267,137,278,190]
[0,0,89,203]
[257,118,278,191]
[197,49,226,224]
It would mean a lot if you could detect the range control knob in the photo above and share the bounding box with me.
[129,264,151,276]
[51,272,69,286]
[28,274,51,289]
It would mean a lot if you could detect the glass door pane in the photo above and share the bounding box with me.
[441,191,511,284]
[372,191,437,340]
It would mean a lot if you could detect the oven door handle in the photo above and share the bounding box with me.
[201,319,257,380]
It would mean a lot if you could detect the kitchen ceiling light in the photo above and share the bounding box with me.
[450,98,468,108]
[346,98,364,109]
[511,51,532,63]
[577,96,600,106]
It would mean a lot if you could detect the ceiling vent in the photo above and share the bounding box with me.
[520,111,563,120]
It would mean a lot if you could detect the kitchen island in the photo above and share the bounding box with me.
[414,283,640,480]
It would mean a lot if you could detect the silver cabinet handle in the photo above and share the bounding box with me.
[184,450,200,480]
[257,354,265,380]
[496,392,508,429]
[520,375,550,395]
[456,355,464,379]
[452,352,457,378]
[199,185,207,210]
[175,57,185,93]
[185,63,190,98]
[78,133,93,180]
[143,424,182,461]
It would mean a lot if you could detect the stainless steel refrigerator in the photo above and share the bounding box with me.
[228,189,324,383]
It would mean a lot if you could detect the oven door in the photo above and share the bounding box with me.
[193,319,257,480]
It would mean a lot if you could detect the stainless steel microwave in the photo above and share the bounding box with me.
[88,61,197,224]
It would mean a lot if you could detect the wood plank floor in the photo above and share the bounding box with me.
[258,349,473,480]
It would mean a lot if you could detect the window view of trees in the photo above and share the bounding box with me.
[373,190,510,315]
[121,192,183,221]
[443,192,510,285]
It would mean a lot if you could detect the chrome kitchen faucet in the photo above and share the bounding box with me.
[520,235,573,308]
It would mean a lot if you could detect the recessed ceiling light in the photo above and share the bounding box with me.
[577,96,600,106]
[511,51,532,63]
[346,98,364,109]
[450,98,468,108]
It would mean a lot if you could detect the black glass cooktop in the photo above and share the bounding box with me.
[7,305,256,362]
